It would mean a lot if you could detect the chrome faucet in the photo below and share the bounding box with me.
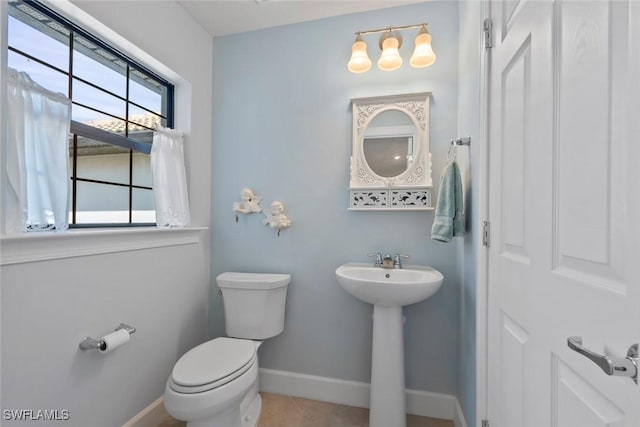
[368,252,410,269]
[393,254,409,269]
[367,253,383,267]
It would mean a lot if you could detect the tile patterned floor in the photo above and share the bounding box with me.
[158,392,453,427]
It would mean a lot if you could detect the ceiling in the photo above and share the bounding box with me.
[176,0,423,37]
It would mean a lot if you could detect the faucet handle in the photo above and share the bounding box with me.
[367,252,383,267]
[393,254,410,269]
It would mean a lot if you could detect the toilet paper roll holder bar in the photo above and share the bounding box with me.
[79,323,136,351]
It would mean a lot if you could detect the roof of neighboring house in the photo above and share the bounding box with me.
[87,113,161,134]
[74,113,160,156]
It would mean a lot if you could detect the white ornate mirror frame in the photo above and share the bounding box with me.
[349,92,433,210]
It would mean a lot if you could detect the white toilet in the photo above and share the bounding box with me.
[164,272,290,427]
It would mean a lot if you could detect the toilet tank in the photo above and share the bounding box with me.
[216,272,290,339]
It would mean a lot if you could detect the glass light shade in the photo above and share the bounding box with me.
[410,28,436,68]
[377,34,403,71]
[347,35,372,73]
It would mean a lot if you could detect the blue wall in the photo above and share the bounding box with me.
[211,2,461,394]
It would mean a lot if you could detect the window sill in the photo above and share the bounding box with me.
[0,226,207,265]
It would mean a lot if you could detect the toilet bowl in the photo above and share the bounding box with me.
[164,272,290,427]
[164,338,261,427]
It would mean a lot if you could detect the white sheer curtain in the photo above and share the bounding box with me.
[151,126,190,227]
[6,68,71,233]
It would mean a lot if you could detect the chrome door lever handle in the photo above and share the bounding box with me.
[567,336,639,384]
[567,336,615,375]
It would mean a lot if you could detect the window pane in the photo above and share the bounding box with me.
[73,35,126,98]
[8,50,68,95]
[75,181,129,224]
[128,123,154,144]
[129,69,164,114]
[72,105,126,134]
[7,12,69,71]
[132,152,152,187]
[74,136,130,185]
[132,188,155,223]
[128,108,162,132]
[72,78,125,120]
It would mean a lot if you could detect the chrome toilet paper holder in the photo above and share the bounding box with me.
[79,323,136,351]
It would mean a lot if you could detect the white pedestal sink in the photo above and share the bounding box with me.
[335,262,444,427]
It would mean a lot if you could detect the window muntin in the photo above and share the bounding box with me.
[7,0,174,227]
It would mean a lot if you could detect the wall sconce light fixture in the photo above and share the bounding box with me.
[347,34,372,73]
[377,31,403,71]
[347,23,436,73]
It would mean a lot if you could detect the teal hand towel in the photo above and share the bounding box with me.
[431,160,465,242]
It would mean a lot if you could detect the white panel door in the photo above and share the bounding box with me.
[487,1,640,427]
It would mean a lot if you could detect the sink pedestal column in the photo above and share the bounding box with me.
[369,305,406,427]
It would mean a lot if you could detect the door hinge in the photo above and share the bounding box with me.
[483,18,493,49]
[482,420,490,427]
[482,221,490,247]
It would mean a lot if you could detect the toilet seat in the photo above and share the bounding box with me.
[169,337,257,394]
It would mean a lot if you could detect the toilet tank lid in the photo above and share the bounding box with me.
[217,272,291,290]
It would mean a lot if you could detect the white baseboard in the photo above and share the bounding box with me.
[122,397,168,427]
[124,370,469,427]
[259,368,467,426]
[453,398,468,427]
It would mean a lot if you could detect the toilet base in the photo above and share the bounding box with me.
[241,392,262,427]
[186,404,241,427]
[182,392,261,427]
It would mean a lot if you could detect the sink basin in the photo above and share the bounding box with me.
[335,262,443,307]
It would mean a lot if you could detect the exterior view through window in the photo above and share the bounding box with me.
[7,0,174,226]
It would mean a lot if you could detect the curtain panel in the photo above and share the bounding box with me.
[6,68,71,233]
[151,126,190,227]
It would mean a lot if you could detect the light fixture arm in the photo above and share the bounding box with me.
[355,22,428,37]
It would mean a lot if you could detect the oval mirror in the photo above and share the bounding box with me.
[363,110,417,178]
